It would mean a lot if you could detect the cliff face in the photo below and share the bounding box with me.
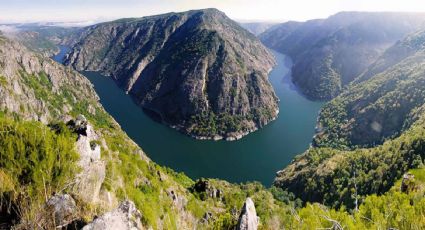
[0,35,98,123]
[64,9,278,140]
[260,12,425,100]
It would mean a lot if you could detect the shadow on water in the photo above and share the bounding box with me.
[53,48,324,186]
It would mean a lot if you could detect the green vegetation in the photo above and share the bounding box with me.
[314,54,425,149]
[0,75,7,87]
[276,30,425,213]
[3,109,425,229]
[293,54,342,100]
[189,111,250,136]
[276,112,425,209]
[0,117,79,226]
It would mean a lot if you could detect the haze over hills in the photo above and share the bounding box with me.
[64,8,279,141]
[260,12,425,100]
[0,23,82,57]
[239,22,278,35]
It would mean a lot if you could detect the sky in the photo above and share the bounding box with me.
[2,0,425,23]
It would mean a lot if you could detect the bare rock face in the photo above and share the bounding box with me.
[0,35,99,123]
[46,194,77,227]
[71,115,106,204]
[64,8,278,140]
[82,200,143,230]
[236,198,259,230]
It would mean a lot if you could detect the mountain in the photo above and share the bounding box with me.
[2,25,425,230]
[64,8,278,141]
[274,29,425,208]
[239,22,278,35]
[260,12,425,100]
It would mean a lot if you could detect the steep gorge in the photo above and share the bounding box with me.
[65,9,278,140]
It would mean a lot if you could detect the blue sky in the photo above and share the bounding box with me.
[2,0,425,23]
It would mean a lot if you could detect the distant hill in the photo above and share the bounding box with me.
[260,12,425,100]
[239,22,278,35]
[0,24,81,56]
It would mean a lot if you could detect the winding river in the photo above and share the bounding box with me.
[54,47,323,186]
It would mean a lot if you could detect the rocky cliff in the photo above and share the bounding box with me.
[0,34,98,123]
[64,8,278,140]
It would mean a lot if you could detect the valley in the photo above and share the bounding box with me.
[54,49,323,185]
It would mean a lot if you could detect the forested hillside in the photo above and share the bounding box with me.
[275,29,425,218]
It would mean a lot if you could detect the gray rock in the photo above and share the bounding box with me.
[46,194,77,227]
[73,120,105,203]
[236,198,259,230]
[0,35,100,124]
[82,200,143,230]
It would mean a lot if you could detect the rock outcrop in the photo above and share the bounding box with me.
[64,8,278,140]
[82,200,143,230]
[45,194,78,227]
[71,115,106,203]
[191,179,222,200]
[236,198,259,230]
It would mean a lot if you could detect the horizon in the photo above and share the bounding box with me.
[2,0,425,24]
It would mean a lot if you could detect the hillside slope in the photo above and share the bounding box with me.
[314,30,425,149]
[260,12,425,100]
[64,9,278,141]
[275,29,425,209]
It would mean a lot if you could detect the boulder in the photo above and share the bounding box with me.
[46,194,77,227]
[236,198,259,230]
[82,200,143,230]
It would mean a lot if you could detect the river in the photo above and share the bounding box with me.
[53,46,323,186]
